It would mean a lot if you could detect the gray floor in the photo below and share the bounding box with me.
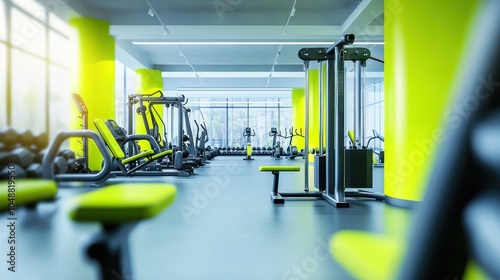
[0,156,410,280]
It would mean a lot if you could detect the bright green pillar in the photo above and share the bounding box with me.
[308,69,320,161]
[384,0,481,203]
[69,17,115,171]
[135,69,164,150]
[291,88,305,150]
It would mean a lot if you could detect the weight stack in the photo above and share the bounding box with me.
[345,149,373,188]
[314,155,326,192]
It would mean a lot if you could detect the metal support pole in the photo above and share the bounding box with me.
[178,101,184,149]
[304,61,310,192]
[333,45,347,204]
[355,60,364,147]
[319,61,324,155]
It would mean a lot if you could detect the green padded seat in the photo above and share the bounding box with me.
[259,166,300,172]
[69,183,177,224]
[259,166,300,204]
[329,230,404,280]
[0,179,58,211]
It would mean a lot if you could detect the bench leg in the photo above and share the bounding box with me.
[270,171,284,204]
[86,224,135,280]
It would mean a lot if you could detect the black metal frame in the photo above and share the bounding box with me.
[274,34,385,206]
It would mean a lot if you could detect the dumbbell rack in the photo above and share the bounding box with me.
[71,93,89,167]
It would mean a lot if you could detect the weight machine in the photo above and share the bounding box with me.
[128,91,195,174]
[275,34,385,207]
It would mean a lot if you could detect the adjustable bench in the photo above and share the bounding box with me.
[259,166,300,204]
[68,183,177,280]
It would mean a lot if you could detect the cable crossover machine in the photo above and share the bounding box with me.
[276,34,385,207]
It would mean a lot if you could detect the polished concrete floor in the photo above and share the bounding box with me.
[0,156,410,280]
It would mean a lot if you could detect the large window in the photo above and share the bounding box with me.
[115,60,125,126]
[2,0,72,140]
[114,60,137,131]
[0,1,6,41]
[365,80,384,151]
[49,64,70,138]
[0,44,6,127]
[11,48,46,132]
[11,6,46,57]
[184,96,292,148]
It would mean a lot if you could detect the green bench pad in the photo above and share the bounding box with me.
[329,230,403,280]
[122,150,154,165]
[259,166,300,172]
[152,149,173,160]
[69,183,177,224]
[0,179,58,211]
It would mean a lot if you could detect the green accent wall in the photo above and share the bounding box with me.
[308,69,319,161]
[69,17,115,170]
[384,0,480,201]
[291,88,305,150]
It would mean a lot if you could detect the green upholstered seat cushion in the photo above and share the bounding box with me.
[259,166,300,172]
[0,179,58,211]
[121,150,154,165]
[329,230,404,280]
[69,183,177,224]
[151,149,173,160]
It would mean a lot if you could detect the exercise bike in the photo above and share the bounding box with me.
[269,127,284,159]
[285,127,305,160]
[243,127,255,160]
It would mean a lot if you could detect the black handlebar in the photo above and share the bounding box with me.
[326,34,355,54]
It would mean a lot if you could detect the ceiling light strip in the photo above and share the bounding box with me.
[267,0,298,87]
[132,41,384,45]
[144,0,204,87]
[144,0,170,35]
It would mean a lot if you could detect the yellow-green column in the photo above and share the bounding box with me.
[384,0,480,203]
[308,69,320,161]
[291,88,305,150]
[69,17,115,171]
[135,69,164,150]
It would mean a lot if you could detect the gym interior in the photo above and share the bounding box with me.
[1,0,499,279]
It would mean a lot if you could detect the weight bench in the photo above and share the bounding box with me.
[259,166,300,204]
[1,179,176,280]
[69,183,177,280]
[0,179,58,211]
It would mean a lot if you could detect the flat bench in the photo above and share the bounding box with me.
[68,183,177,280]
[259,166,300,204]
[0,179,58,211]
[1,180,177,280]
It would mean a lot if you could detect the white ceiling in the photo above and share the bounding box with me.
[62,0,384,91]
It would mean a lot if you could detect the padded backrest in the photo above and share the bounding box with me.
[94,118,125,160]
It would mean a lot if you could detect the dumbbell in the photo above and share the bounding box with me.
[58,149,76,161]
[0,164,27,179]
[0,127,18,150]
[18,130,34,149]
[26,163,43,178]
[32,132,49,152]
[0,147,35,168]
[53,156,68,174]
[68,158,90,173]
